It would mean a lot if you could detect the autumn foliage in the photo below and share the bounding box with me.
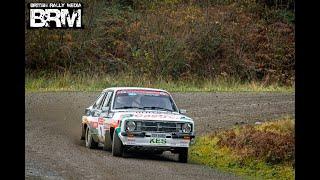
[25,0,294,85]
[217,119,294,166]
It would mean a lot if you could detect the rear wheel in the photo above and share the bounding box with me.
[80,124,85,140]
[103,130,112,151]
[178,147,188,163]
[112,131,123,157]
[85,127,98,149]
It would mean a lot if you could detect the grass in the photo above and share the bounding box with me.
[25,73,294,92]
[189,117,295,179]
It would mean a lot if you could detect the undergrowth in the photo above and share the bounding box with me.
[25,0,295,86]
[189,117,295,179]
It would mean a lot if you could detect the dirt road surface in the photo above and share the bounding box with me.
[25,92,294,180]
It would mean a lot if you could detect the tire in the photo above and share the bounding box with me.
[80,125,85,140]
[85,127,98,149]
[112,130,123,157]
[178,147,188,163]
[103,130,112,151]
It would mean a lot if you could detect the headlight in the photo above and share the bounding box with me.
[126,121,136,131]
[182,123,191,133]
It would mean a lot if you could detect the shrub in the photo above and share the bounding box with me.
[217,120,294,165]
[25,0,295,85]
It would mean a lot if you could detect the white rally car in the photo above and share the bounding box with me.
[80,87,195,162]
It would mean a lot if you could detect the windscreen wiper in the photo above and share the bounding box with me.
[116,106,144,110]
[142,106,173,112]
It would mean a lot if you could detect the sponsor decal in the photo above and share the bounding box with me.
[116,90,169,96]
[183,136,191,140]
[103,124,109,130]
[98,118,104,125]
[115,127,121,134]
[132,113,180,119]
[90,122,98,128]
[127,141,136,145]
[111,119,121,129]
[151,133,166,138]
[150,138,166,144]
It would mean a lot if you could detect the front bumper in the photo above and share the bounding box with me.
[119,132,194,147]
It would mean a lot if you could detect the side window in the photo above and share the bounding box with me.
[102,91,113,108]
[92,93,105,109]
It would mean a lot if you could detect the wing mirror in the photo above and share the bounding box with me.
[101,106,113,118]
[85,108,90,115]
[93,110,101,117]
[179,109,187,114]
[102,106,110,112]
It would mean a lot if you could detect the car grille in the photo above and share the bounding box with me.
[135,121,184,133]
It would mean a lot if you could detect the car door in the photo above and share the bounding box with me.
[81,92,106,140]
[90,92,107,117]
[97,91,114,140]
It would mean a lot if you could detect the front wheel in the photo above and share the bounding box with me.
[85,127,98,149]
[178,147,188,163]
[112,130,123,157]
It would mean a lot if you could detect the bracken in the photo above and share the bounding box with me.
[217,122,294,165]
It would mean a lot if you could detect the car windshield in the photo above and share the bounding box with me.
[113,90,177,112]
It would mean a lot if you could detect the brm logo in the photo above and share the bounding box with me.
[28,2,83,28]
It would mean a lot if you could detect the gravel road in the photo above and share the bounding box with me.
[25,92,294,180]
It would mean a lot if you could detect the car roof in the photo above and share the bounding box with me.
[102,87,170,93]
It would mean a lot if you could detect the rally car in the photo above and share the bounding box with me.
[80,87,195,163]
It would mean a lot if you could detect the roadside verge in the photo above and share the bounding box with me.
[189,117,295,179]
